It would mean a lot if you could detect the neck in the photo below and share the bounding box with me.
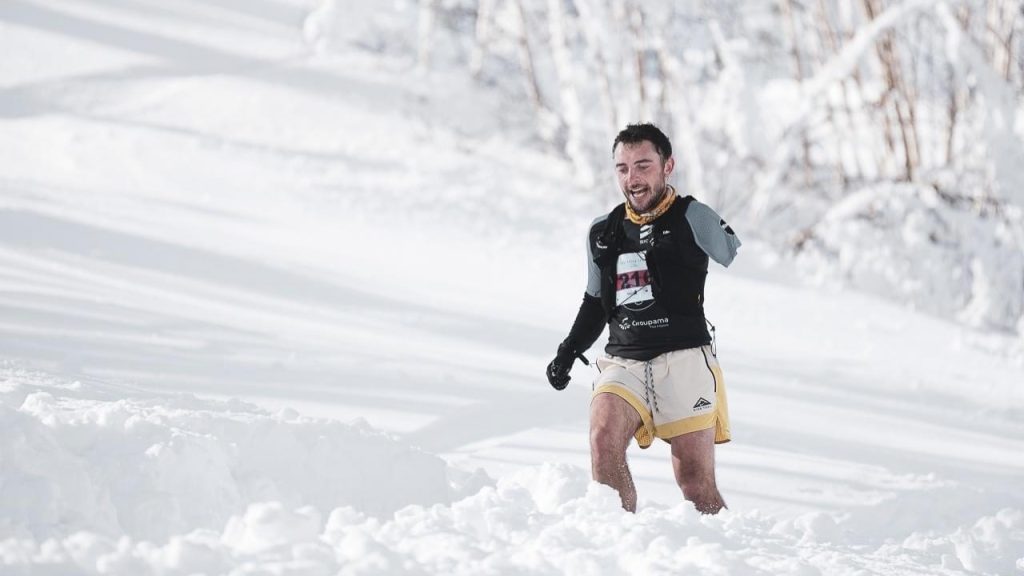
[625,185,676,225]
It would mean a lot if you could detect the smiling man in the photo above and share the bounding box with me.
[546,123,741,513]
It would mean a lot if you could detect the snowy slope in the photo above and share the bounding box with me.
[1,1,1022,574]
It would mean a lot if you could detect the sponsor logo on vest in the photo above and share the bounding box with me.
[618,316,670,331]
[693,397,712,411]
[640,224,655,247]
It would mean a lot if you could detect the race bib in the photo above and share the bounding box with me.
[615,252,653,307]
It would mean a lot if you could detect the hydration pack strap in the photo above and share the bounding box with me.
[596,204,627,261]
[706,317,717,356]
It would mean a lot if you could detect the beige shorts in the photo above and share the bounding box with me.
[592,345,730,449]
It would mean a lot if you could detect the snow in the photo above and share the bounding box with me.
[0,387,1022,576]
[1,1,1023,574]
[0,369,451,542]
[795,183,1024,332]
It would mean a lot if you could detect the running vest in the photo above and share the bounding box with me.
[589,196,711,360]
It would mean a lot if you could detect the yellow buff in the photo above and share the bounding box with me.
[625,185,677,225]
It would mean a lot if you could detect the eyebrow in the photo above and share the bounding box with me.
[615,159,654,168]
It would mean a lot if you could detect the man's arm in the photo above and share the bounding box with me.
[685,201,741,267]
[547,217,609,390]
[562,214,609,354]
[560,293,605,358]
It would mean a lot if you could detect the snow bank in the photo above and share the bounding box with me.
[794,183,1024,335]
[2,459,1020,575]
[899,508,1024,574]
[0,368,451,544]
[4,295,1020,574]
[2,369,1022,574]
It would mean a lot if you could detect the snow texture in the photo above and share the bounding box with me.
[0,370,450,544]
[1,0,1023,574]
[2,368,1023,575]
[796,183,1024,332]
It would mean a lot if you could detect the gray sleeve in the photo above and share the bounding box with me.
[585,215,606,297]
[686,201,741,267]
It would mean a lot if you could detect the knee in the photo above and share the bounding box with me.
[589,394,638,463]
[676,467,714,499]
[590,423,628,460]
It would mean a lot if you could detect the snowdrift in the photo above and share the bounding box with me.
[1,368,1021,576]
[0,367,451,544]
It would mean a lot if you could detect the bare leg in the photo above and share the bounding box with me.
[590,392,643,512]
[670,427,726,514]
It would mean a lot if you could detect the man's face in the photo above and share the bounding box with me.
[614,140,675,214]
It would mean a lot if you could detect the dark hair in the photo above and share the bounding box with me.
[612,123,672,160]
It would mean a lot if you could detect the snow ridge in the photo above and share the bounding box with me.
[2,370,1022,575]
[0,369,450,544]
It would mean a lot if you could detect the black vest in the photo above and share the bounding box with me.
[590,196,711,360]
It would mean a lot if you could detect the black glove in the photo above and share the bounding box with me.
[547,341,587,390]
[548,294,603,391]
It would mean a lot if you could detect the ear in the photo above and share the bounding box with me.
[663,156,675,176]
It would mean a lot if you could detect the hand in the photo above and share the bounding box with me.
[546,342,577,391]
[546,358,570,390]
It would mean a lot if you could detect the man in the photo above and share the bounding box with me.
[546,123,740,514]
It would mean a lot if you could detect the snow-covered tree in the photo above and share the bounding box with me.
[307,0,1024,337]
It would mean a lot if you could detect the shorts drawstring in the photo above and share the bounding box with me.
[643,360,660,414]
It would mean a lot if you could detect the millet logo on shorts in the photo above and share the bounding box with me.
[693,397,712,411]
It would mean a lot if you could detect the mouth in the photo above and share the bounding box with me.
[628,187,651,204]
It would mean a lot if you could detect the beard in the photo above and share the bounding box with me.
[624,180,667,214]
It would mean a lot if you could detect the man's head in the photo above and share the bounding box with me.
[612,123,675,214]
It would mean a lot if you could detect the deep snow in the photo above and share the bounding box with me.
[1,0,1023,574]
